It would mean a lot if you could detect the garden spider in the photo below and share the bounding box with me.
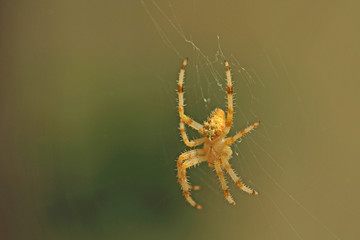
[177,58,260,209]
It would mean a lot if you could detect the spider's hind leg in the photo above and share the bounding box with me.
[177,149,206,209]
[214,162,235,205]
[221,148,258,195]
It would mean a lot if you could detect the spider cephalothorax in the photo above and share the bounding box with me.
[199,108,225,141]
[177,58,260,209]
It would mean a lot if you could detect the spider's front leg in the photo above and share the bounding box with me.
[223,60,234,136]
[177,58,203,131]
[177,149,205,209]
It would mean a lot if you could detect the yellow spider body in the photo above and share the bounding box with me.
[176,58,260,209]
[199,108,225,141]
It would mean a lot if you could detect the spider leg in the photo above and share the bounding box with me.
[177,150,206,209]
[214,162,235,205]
[180,157,206,190]
[180,120,206,147]
[178,58,203,131]
[177,149,204,169]
[223,61,234,136]
[225,122,260,146]
[221,151,258,195]
[177,152,202,190]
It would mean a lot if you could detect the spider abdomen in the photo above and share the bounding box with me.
[199,108,225,141]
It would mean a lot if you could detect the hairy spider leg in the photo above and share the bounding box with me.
[225,122,260,146]
[223,61,234,136]
[177,149,206,209]
[179,120,205,147]
[214,162,235,205]
[221,147,258,195]
[177,58,203,130]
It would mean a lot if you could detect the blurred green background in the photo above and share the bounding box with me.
[1,0,360,239]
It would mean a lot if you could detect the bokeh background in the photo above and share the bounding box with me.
[1,0,360,239]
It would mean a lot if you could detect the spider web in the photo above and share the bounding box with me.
[141,1,346,239]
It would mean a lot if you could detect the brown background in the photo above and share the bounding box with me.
[0,0,359,239]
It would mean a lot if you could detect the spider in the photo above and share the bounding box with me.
[177,58,260,209]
